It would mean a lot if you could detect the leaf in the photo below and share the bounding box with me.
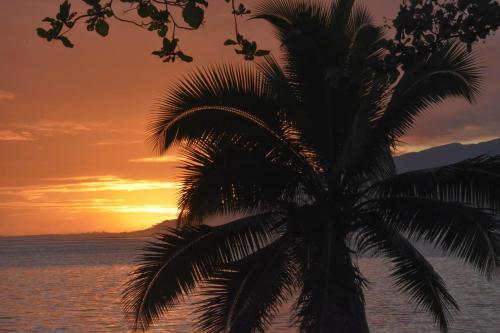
[241,40,257,54]
[58,0,71,21]
[157,25,168,37]
[224,39,237,46]
[83,0,100,5]
[178,52,193,63]
[195,0,209,7]
[182,1,204,28]
[162,38,178,53]
[137,3,152,18]
[95,19,109,37]
[237,3,249,15]
[255,50,270,56]
[58,36,74,48]
[151,9,167,22]
[36,28,49,39]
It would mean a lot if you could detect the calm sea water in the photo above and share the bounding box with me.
[1,236,499,333]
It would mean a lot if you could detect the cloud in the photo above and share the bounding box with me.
[0,130,34,141]
[0,198,178,217]
[16,120,94,135]
[104,205,178,215]
[129,155,186,163]
[0,175,181,220]
[0,121,99,141]
[396,95,500,152]
[0,90,15,102]
[0,176,180,201]
[96,140,143,146]
[0,121,95,141]
[6,176,181,198]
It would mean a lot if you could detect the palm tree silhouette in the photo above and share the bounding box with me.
[122,1,500,332]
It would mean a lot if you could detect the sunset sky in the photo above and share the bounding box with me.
[1,0,500,236]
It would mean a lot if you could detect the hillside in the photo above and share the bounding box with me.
[394,138,500,173]
[120,219,177,237]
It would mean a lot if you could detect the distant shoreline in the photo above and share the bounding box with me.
[0,219,176,239]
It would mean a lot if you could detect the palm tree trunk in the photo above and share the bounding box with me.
[315,236,370,333]
[321,253,370,333]
[323,288,369,333]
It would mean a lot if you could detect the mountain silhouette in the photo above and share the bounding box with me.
[395,138,500,173]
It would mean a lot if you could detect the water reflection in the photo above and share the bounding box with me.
[0,237,499,332]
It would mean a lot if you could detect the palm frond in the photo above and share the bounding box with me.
[254,0,329,33]
[354,42,481,186]
[376,155,500,213]
[330,0,355,36]
[254,0,392,169]
[254,0,340,158]
[147,64,287,153]
[196,236,296,333]
[177,137,306,224]
[339,78,395,183]
[346,23,385,80]
[365,197,500,277]
[122,213,279,331]
[328,109,370,183]
[344,1,371,40]
[256,55,305,142]
[378,42,482,141]
[255,56,328,178]
[343,142,396,186]
[356,218,458,333]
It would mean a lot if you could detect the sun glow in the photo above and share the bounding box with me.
[107,205,178,215]
[0,175,180,235]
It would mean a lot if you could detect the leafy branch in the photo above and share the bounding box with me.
[37,0,500,68]
[223,0,269,60]
[36,0,270,63]
[384,0,500,71]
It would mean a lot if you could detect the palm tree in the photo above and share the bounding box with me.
[122,0,500,332]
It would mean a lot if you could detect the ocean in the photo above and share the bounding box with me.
[1,236,499,333]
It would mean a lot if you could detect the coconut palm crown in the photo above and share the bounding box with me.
[122,1,500,332]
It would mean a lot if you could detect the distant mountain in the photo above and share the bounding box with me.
[394,138,500,173]
[0,219,178,239]
[122,219,177,237]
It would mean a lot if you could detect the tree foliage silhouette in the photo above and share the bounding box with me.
[37,0,500,66]
[121,0,500,332]
[384,0,500,72]
[36,0,268,62]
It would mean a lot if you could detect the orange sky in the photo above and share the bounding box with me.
[1,0,499,235]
